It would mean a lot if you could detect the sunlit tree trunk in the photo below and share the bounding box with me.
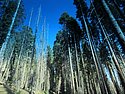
[92,78,98,94]
[89,77,94,94]
[74,71,78,92]
[1,46,14,82]
[33,6,41,93]
[68,45,76,94]
[46,70,50,94]
[106,62,121,94]
[24,58,30,90]
[74,36,80,88]
[96,79,102,94]
[57,75,61,94]
[88,74,94,94]
[20,56,27,88]
[0,0,22,61]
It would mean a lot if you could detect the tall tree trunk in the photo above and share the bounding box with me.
[101,0,125,48]
[0,0,22,59]
[0,0,21,81]
[32,6,41,93]
[74,36,80,87]
[1,46,14,83]
[89,74,94,94]
[91,34,109,94]
[92,78,98,94]
[91,1,125,91]
[68,45,76,94]
[86,74,91,94]
[20,57,27,88]
[80,11,108,94]
[74,71,78,92]
[106,62,121,94]
[57,76,61,94]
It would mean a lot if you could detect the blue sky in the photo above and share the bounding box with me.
[23,0,77,48]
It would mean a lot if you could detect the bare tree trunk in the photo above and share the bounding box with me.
[57,76,61,94]
[91,34,109,94]
[79,4,107,93]
[91,1,125,91]
[68,45,76,94]
[24,58,30,90]
[20,58,27,88]
[110,57,124,93]
[86,74,91,94]
[32,6,41,93]
[89,78,94,94]
[106,62,120,94]
[1,46,14,82]
[92,78,98,94]
[0,0,22,63]
[74,36,80,87]
[74,71,78,92]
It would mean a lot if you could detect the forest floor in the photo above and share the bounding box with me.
[0,84,14,94]
[19,89,29,94]
[0,82,45,94]
[0,84,29,94]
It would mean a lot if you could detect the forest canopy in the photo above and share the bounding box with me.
[0,0,125,94]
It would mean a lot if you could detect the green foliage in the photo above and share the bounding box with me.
[14,26,34,57]
[46,45,53,68]
[73,0,88,19]
[53,31,65,75]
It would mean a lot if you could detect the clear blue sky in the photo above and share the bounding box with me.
[23,0,77,48]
